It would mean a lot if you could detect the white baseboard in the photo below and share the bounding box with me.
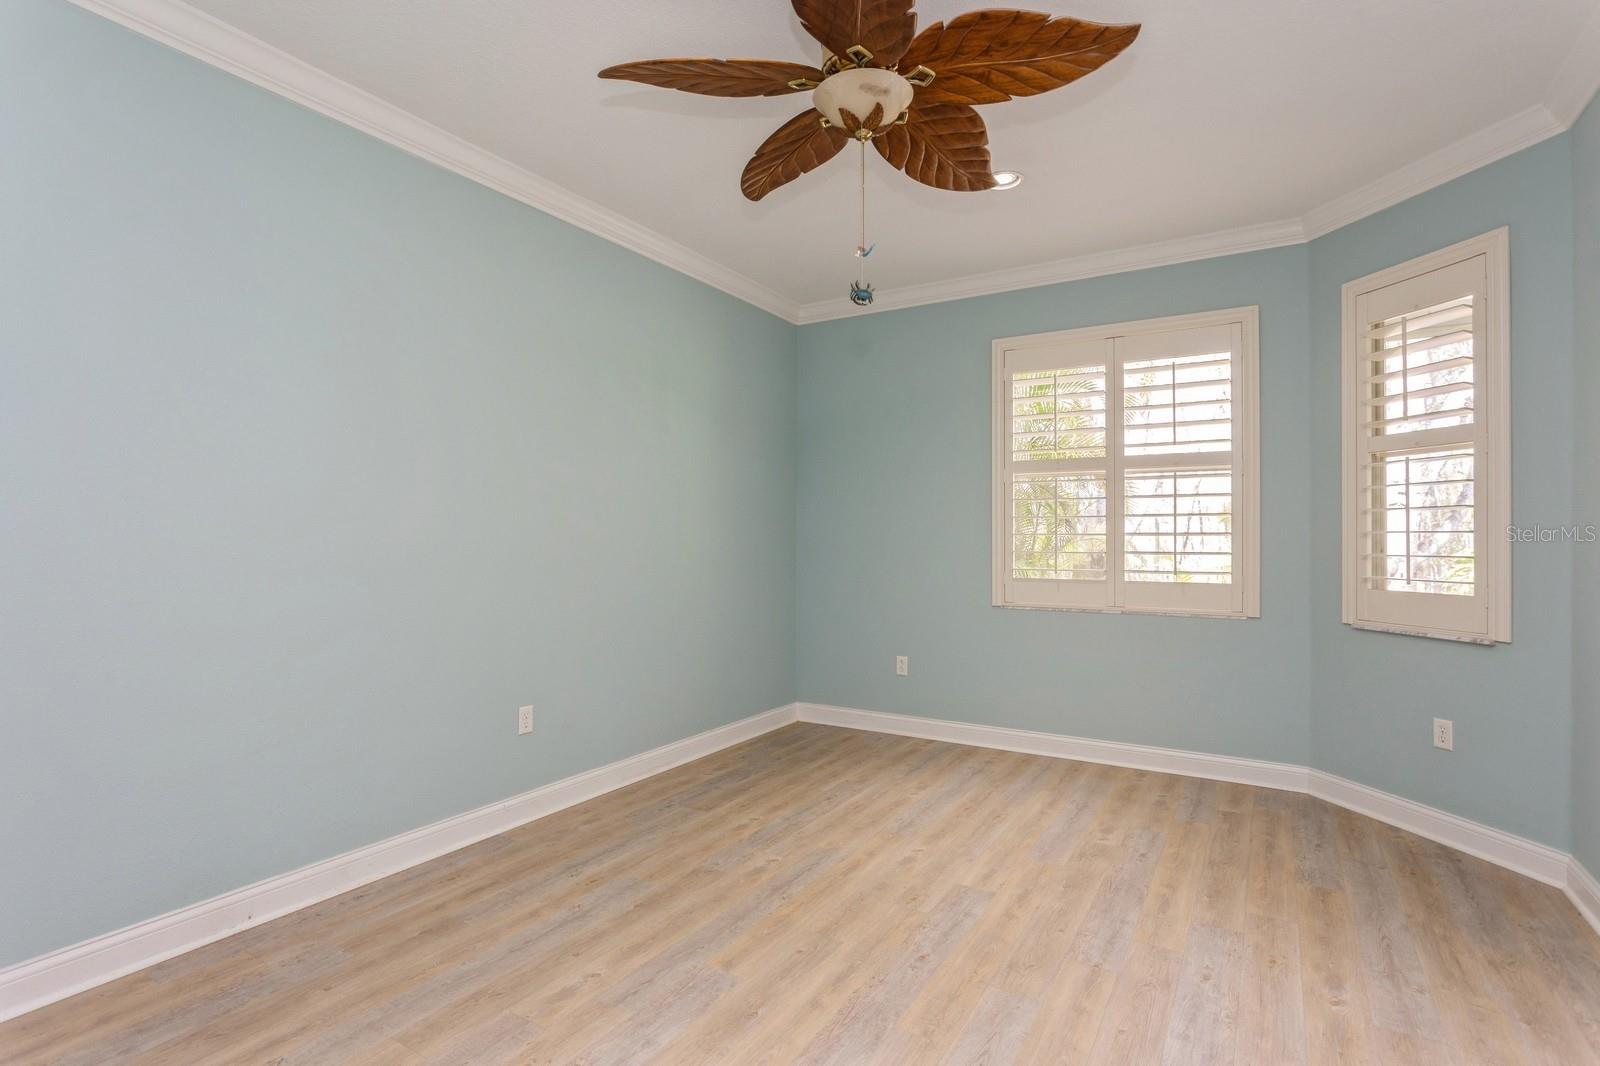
[796,703,1595,931]
[6,700,1592,1024]
[799,703,1310,793]
[1305,770,1569,887]
[1569,858,1600,937]
[0,703,799,1024]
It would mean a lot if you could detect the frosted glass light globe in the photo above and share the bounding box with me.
[812,68,913,131]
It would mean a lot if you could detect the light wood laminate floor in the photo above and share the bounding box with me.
[4,723,1599,1064]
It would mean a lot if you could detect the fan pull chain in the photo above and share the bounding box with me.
[849,140,875,306]
[860,139,867,252]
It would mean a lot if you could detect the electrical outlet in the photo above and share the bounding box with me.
[895,655,909,677]
[518,705,534,736]
[1433,717,1453,751]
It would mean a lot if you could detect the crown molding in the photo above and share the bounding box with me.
[66,0,1600,326]
[794,219,1307,324]
[63,0,802,324]
[1545,3,1600,127]
[1298,104,1566,241]
[808,79,1583,322]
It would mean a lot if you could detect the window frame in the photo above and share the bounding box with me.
[990,306,1262,619]
[1339,227,1511,644]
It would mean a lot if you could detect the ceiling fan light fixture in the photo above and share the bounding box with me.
[991,171,1024,190]
[812,67,913,132]
[598,4,1140,200]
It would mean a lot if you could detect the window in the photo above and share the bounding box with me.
[1341,229,1510,643]
[991,308,1260,617]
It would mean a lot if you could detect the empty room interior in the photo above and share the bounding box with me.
[5,0,1600,1062]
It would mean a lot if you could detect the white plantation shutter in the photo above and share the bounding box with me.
[1341,230,1510,643]
[1001,338,1113,608]
[993,310,1259,617]
[1116,323,1246,615]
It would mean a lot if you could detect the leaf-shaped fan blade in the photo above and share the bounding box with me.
[742,110,849,201]
[791,0,918,68]
[598,59,824,97]
[874,102,995,191]
[899,11,1140,105]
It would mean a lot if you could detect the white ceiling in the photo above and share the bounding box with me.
[170,0,1596,310]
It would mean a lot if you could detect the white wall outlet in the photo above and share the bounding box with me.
[1433,717,1453,751]
[895,655,909,677]
[518,705,534,736]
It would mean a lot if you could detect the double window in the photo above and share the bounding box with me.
[1340,229,1511,643]
[991,308,1260,617]
[991,232,1511,639]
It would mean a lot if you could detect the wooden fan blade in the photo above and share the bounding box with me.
[791,0,918,68]
[899,11,1139,105]
[742,110,848,201]
[874,102,995,191]
[598,58,824,97]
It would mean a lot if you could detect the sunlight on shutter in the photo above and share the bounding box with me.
[1124,470,1233,584]
[1010,366,1107,461]
[1123,353,1232,456]
[1361,296,1478,598]
[1011,474,1108,579]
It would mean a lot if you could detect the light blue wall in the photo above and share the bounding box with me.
[0,0,797,966]
[1307,140,1576,849]
[1573,96,1600,873]
[4,0,1594,974]
[797,248,1314,764]
[797,136,1582,851]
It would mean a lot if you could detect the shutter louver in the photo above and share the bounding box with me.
[1010,366,1107,462]
[1123,353,1233,457]
[1124,469,1233,584]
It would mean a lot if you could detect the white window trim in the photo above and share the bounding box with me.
[991,306,1261,619]
[1339,227,1511,644]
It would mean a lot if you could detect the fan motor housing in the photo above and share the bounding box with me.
[813,68,913,131]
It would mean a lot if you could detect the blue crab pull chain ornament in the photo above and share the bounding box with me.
[849,140,876,306]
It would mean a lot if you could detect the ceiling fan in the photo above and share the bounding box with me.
[598,1,1141,201]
